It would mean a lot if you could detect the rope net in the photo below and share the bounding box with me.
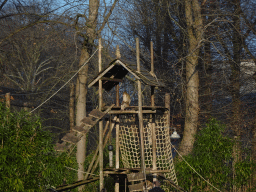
[119,112,178,186]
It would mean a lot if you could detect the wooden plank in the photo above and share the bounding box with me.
[127,172,145,182]
[55,177,100,191]
[89,109,105,119]
[81,116,97,126]
[62,132,81,144]
[101,77,122,82]
[115,60,140,80]
[128,182,144,192]
[54,142,72,152]
[88,64,116,88]
[73,124,88,134]
[108,110,156,115]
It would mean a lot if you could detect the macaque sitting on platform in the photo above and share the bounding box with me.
[121,91,131,110]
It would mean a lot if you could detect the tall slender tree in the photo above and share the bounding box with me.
[178,0,203,156]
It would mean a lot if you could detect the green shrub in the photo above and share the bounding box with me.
[0,102,77,191]
[175,118,245,191]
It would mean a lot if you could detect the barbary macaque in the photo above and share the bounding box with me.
[121,91,131,110]
[144,180,153,190]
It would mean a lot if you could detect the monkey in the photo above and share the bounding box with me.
[121,91,131,110]
[144,180,153,190]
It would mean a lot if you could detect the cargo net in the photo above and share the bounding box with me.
[119,113,178,185]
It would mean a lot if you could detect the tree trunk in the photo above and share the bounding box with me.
[76,47,90,187]
[178,0,202,156]
[230,1,242,190]
[75,1,99,191]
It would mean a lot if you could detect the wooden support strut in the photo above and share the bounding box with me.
[115,116,120,192]
[150,41,157,185]
[98,38,104,191]
[88,116,118,179]
[115,46,120,192]
[136,38,146,183]
[84,120,110,180]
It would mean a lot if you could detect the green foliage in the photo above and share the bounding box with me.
[0,103,77,191]
[235,158,254,187]
[175,118,253,191]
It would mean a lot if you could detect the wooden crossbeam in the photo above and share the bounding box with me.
[101,77,122,82]
[127,172,144,182]
[54,177,100,191]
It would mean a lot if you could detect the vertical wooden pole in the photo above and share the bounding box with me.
[98,38,104,191]
[116,84,120,107]
[115,117,120,192]
[150,42,157,184]
[165,93,171,127]
[150,41,154,75]
[115,43,120,191]
[115,83,120,192]
[90,118,117,176]
[136,38,140,72]
[136,38,146,177]
[151,87,155,107]
[150,41,155,107]
[84,121,110,180]
[6,93,10,109]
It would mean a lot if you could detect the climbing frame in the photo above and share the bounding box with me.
[119,113,178,186]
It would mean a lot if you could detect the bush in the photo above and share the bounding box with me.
[0,103,77,191]
[175,119,243,191]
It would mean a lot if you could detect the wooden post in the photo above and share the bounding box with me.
[151,87,155,107]
[90,117,117,176]
[84,121,110,180]
[136,38,140,72]
[150,41,155,107]
[151,88,157,185]
[116,84,120,107]
[150,41,154,75]
[115,81,120,192]
[136,38,146,178]
[165,93,171,127]
[115,117,120,192]
[98,38,104,191]
[6,93,10,109]
[150,41,157,183]
[115,46,120,192]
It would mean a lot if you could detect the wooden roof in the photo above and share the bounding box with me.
[88,59,165,91]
